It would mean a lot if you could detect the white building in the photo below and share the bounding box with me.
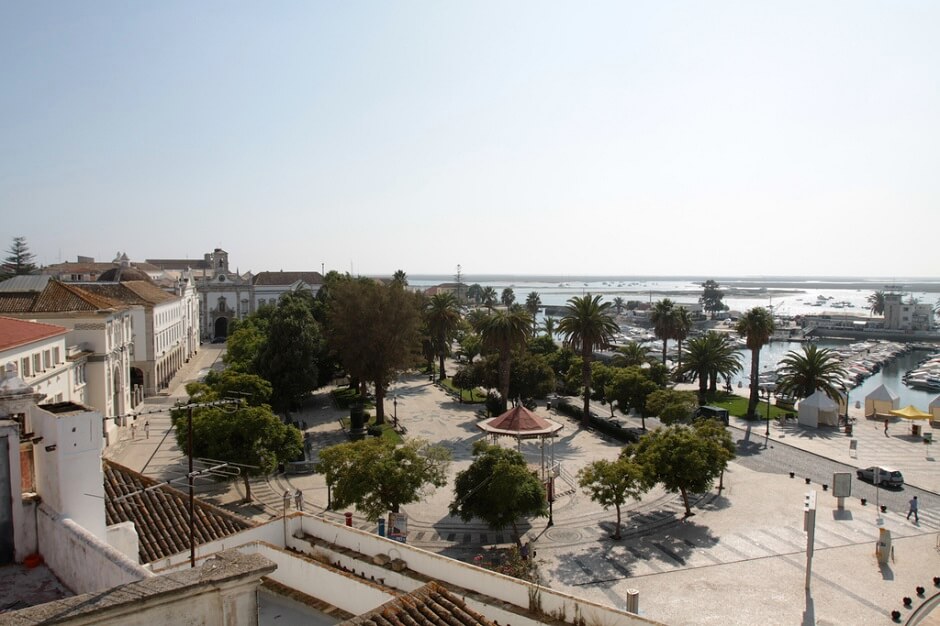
[883,291,934,332]
[0,276,134,444]
[0,317,77,407]
[252,271,323,309]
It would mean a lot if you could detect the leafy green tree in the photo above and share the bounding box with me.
[425,292,461,381]
[557,295,619,427]
[452,366,477,402]
[736,307,775,418]
[677,332,742,403]
[501,287,516,308]
[256,291,322,411]
[775,344,848,402]
[223,319,267,372]
[507,353,555,403]
[478,308,533,412]
[191,369,273,406]
[612,297,626,315]
[650,299,676,365]
[327,280,423,423]
[867,290,885,316]
[316,438,450,520]
[607,366,659,430]
[1,236,38,279]
[391,269,408,287]
[527,334,558,356]
[458,332,482,363]
[645,388,697,425]
[699,280,725,319]
[450,441,547,546]
[578,457,649,539]
[467,283,483,305]
[629,423,729,516]
[694,418,736,491]
[172,405,302,502]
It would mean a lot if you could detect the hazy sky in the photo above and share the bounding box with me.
[2,2,938,278]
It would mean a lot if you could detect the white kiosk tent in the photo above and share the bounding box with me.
[930,395,940,423]
[798,390,839,428]
[864,384,900,418]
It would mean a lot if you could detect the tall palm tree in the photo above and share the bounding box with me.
[775,345,847,403]
[501,288,516,308]
[672,307,692,374]
[611,341,652,367]
[391,269,408,287]
[525,291,542,333]
[557,295,620,427]
[425,293,462,381]
[867,291,885,316]
[481,287,498,310]
[736,307,775,418]
[612,297,626,315]
[541,315,557,339]
[650,299,676,366]
[478,308,533,412]
[678,332,742,403]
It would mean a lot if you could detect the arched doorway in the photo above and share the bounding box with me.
[130,367,144,407]
[112,366,122,418]
[214,317,229,339]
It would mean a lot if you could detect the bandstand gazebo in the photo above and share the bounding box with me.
[477,405,563,481]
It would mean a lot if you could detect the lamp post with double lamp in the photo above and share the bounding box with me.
[761,384,775,437]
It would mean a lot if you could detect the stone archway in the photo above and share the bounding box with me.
[112,365,122,417]
[214,317,229,339]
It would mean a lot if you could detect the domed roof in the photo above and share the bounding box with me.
[98,266,152,283]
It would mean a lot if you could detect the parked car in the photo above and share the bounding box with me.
[856,466,904,488]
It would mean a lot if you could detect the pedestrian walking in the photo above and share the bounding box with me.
[884,419,889,437]
[144,420,150,439]
[907,496,919,522]
[130,422,137,440]
[295,489,304,511]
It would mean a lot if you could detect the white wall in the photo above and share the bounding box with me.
[107,521,140,563]
[37,504,151,593]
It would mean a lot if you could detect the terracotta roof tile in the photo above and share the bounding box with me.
[0,316,68,351]
[252,271,323,286]
[339,582,495,626]
[103,460,253,564]
[0,279,121,313]
[79,281,177,306]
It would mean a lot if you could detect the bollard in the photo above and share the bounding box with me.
[345,512,353,527]
[625,589,639,614]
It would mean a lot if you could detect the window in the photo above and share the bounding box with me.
[43,350,51,369]
[21,357,30,377]
[53,347,60,364]
[33,354,41,373]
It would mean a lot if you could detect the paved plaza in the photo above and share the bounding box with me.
[104,347,940,625]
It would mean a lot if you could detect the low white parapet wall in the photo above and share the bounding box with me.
[38,503,152,594]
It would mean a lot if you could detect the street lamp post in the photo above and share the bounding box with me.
[393,396,398,430]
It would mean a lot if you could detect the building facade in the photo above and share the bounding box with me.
[883,292,935,332]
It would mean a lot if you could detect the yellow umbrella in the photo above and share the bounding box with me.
[889,405,932,420]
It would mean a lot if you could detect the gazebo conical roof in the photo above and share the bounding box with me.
[478,405,563,439]
[866,384,899,402]
[889,405,932,420]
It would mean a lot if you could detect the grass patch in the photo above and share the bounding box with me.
[440,378,487,403]
[708,393,789,421]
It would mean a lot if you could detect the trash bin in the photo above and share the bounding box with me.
[924,431,933,443]
[845,423,853,436]
[912,424,922,437]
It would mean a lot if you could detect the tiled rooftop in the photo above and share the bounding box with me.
[0,279,121,313]
[103,461,253,564]
[78,280,177,306]
[253,271,323,286]
[0,316,68,351]
[339,582,496,626]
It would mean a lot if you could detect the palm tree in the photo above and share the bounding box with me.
[391,269,408,287]
[478,308,533,412]
[867,291,885,316]
[612,297,625,315]
[425,293,462,381]
[557,295,620,428]
[481,287,498,310]
[678,332,742,403]
[672,307,692,374]
[736,307,775,418]
[501,288,516,308]
[650,299,676,366]
[775,345,847,403]
[524,292,542,333]
[611,341,652,367]
[541,315,557,339]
